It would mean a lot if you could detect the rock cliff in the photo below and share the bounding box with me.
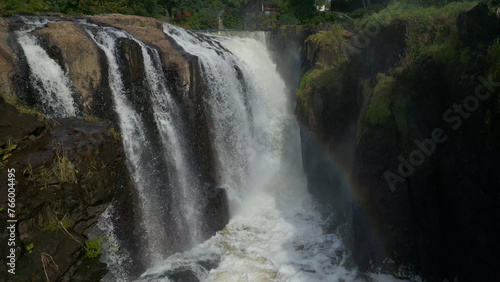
[0,97,127,281]
[296,2,500,281]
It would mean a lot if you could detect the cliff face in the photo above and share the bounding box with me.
[296,3,500,281]
[0,97,127,281]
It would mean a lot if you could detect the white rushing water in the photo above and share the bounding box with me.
[16,17,413,282]
[81,24,171,265]
[16,20,78,117]
[138,25,358,282]
[80,23,205,276]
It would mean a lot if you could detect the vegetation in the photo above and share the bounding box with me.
[110,127,121,143]
[297,24,346,110]
[55,148,79,184]
[26,243,35,254]
[84,237,106,259]
[365,73,395,124]
[487,39,500,82]
[42,218,73,232]
[305,23,345,57]
[356,1,477,73]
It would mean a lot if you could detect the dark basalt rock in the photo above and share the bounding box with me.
[0,96,127,281]
[457,2,500,50]
[294,3,500,281]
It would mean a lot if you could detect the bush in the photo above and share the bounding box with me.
[84,237,106,259]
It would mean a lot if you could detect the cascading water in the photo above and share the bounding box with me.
[15,18,78,117]
[79,23,205,273]
[137,26,358,281]
[11,16,406,281]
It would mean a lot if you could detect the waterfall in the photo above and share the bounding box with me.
[139,26,357,281]
[79,23,207,272]
[15,18,78,117]
[13,16,362,281]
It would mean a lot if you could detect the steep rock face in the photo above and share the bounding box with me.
[0,97,127,281]
[296,3,500,281]
[36,22,101,111]
[0,18,15,97]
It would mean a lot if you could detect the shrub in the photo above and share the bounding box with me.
[84,237,106,259]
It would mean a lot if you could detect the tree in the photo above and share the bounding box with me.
[288,0,316,23]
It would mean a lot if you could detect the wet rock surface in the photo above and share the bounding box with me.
[0,97,127,281]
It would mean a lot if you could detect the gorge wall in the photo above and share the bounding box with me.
[295,2,500,281]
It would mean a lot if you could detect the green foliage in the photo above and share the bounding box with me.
[26,243,35,254]
[356,1,476,72]
[365,73,395,124]
[0,139,17,162]
[84,237,106,259]
[223,7,244,29]
[42,219,73,232]
[111,127,121,143]
[288,0,316,23]
[305,23,346,61]
[297,64,343,109]
[185,7,218,29]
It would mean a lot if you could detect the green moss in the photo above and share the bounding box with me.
[297,66,342,103]
[1,92,45,120]
[357,1,476,71]
[305,24,346,63]
[111,127,121,143]
[365,74,395,124]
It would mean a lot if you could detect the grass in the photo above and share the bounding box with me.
[55,149,78,184]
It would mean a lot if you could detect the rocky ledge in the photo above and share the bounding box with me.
[0,97,127,281]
